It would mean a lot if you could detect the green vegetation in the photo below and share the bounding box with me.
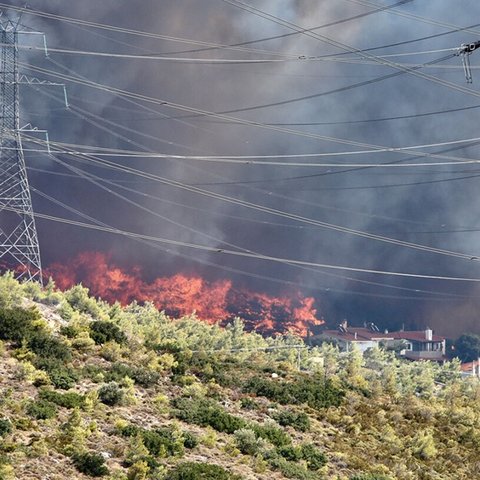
[39,389,85,409]
[172,397,246,434]
[118,424,185,457]
[273,409,311,432]
[0,419,12,437]
[72,451,109,477]
[0,273,480,480]
[243,374,344,409]
[165,462,242,480]
[89,320,127,345]
[26,399,57,420]
[454,333,480,362]
[98,381,124,406]
[0,306,42,344]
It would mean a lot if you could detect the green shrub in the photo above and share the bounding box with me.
[118,424,185,457]
[273,410,310,432]
[300,443,327,470]
[269,457,317,479]
[350,475,391,480]
[252,422,291,448]
[0,419,12,437]
[165,462,241,480]
[172,397,246,434]
[130,368,160,387]
[240,397,258,410]
[60,325,80,339]
[277,445,303,462]
[143,428,184,457]
[34,358,79,390]
[234,428,264,456]
[106,363,159,387]
[26,399,57,420]
[39,389,85,409]
[0,307,41,344]
[268,443,326,471]
[89,321,127,345]
[98,382,124,406]
[65,285,102,318]
[182,431,199,449]
[243,375,344,410]
[0,271,24,308]
[49,366,79,389]
[104,362,134,381]
[72,451,109,477]
[28,332,72,362]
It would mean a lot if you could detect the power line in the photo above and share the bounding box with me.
[24,136,480,263]
[20,61,480,168]
[5,201,480,283]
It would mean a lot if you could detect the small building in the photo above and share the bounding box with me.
[317,321,393,353]
[389,329,446,361]
[314,321,446,361]
[460,359,480,378]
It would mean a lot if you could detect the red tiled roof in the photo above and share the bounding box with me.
[460,360,479,372]
[320,328,393,342]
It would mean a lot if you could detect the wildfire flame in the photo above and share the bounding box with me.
[46,251,323,336]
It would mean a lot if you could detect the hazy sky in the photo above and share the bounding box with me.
[4,0,480,336]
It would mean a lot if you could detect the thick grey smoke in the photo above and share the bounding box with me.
[4,0,480,336]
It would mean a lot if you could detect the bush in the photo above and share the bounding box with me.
[240,397,258,410]
[0,419,12,437]
[143,428,184,457]
[98,382,124,406]
[183,431,199,449]
[277,445,303,462]
[252,422,291,448]
[26,399,57,420]
[72,451,109,477]
[65,285,102,318]
[269,456,317,480]
[273,410,310,432]
[106,363,159,387]
[0,307,41,344]
[34,358,79,390]
[300,443,327,470]
[118,424,185,457]
[28,332,72,362]
[60,325,80,339]
[39,389,85,409]
[350,476,391,480]
[90,321,127,345]
[234,428,264,456]
[274,443,326,471]
[243,375,344,410]
[172,397,246,434]
[165,462,241,480]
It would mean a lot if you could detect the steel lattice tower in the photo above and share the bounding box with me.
[0,19,42,283]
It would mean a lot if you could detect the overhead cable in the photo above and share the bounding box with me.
[5,204,480,283]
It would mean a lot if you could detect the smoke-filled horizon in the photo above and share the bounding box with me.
[3,0,480,337]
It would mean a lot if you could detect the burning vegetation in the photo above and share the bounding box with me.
[46,251,323,336]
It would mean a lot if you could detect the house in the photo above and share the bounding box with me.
[316,321,393,353]
[460,359,480,378]
[389,329,446,361]
[314,321,446,361]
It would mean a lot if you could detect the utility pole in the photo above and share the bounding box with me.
[0,17,42,283]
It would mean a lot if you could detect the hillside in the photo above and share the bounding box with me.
[0,273,479,480]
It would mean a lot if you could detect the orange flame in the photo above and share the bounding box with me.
[46,251,323,336]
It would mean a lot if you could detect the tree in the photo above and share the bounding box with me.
[454,334,480,362]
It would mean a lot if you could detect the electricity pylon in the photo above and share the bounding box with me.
[0,17,42,283]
